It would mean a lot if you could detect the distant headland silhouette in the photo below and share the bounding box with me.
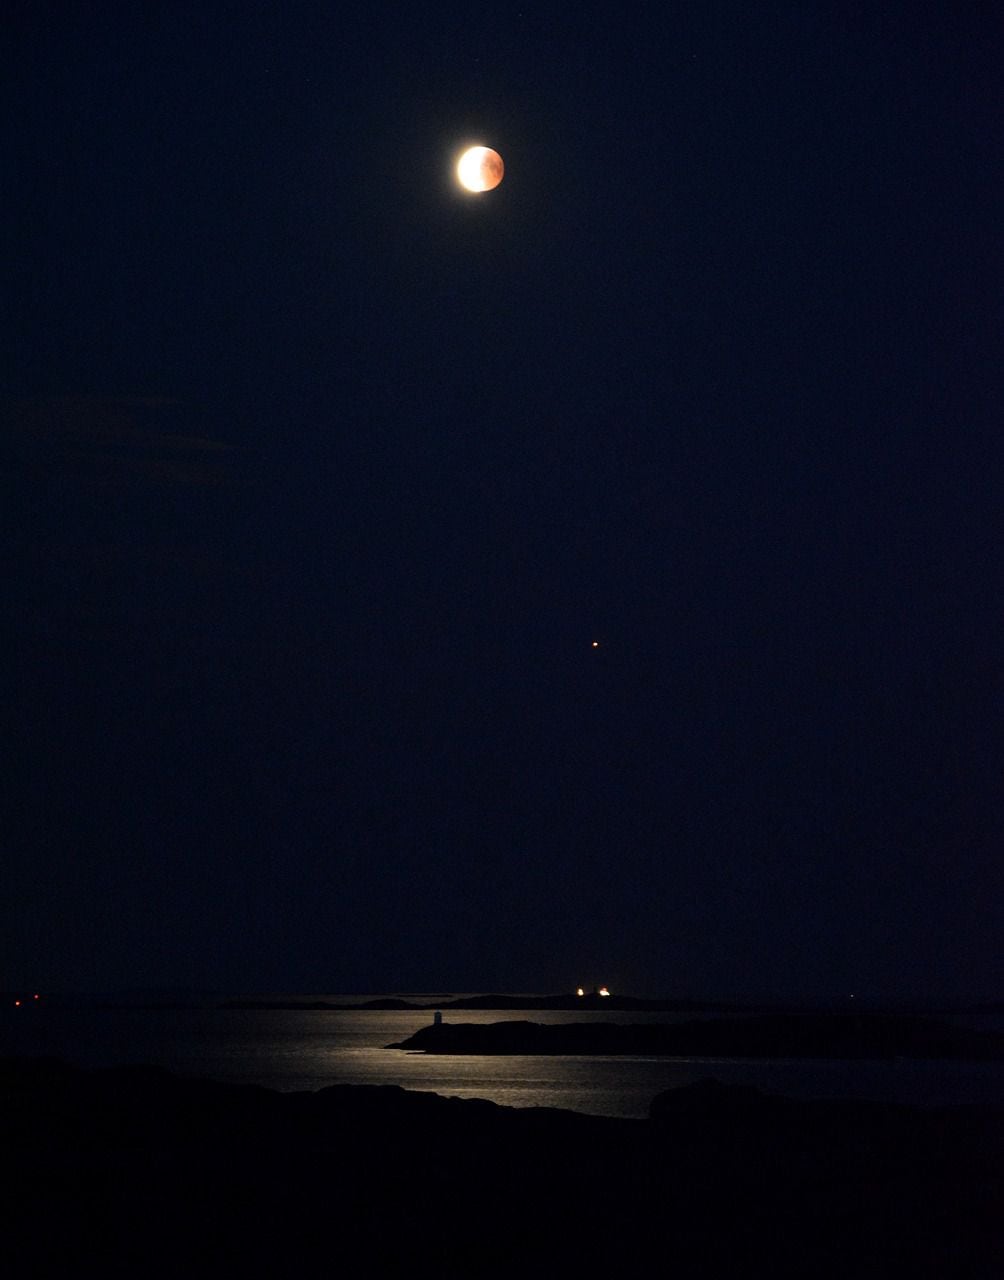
[388,1012,1004,1060]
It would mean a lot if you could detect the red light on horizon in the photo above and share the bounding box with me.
[34,993,40,1000]
[14,999,21,1007]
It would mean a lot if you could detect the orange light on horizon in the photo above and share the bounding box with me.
[14,999,21,1007]
[597,986,611,997]
[576,987,585,997]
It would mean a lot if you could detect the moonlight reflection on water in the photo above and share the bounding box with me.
[6,1005,1003,1117]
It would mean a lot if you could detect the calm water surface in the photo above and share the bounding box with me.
[5,1002,1002,1118]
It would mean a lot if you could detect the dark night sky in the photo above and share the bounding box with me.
[3,2,1001,999]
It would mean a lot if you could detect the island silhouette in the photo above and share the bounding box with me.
[389,1012,1004,1060]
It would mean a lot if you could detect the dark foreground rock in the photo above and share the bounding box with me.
[390,1013,1004,1059]
[2,1056,1001,1278]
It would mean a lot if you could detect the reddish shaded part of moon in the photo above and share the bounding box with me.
[479,149,504,190]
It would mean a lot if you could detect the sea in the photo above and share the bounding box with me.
[4,996,1002,1119]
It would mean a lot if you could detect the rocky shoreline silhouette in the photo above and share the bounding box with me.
[4,1055,1001,1276]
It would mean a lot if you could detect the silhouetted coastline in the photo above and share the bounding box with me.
[217,992,750,1012]
[390,1014,1004,1060]
[4,1055,1001,1276]
[22,990,999,1018]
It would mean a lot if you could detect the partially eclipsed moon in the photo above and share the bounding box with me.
[457,146,504,192]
